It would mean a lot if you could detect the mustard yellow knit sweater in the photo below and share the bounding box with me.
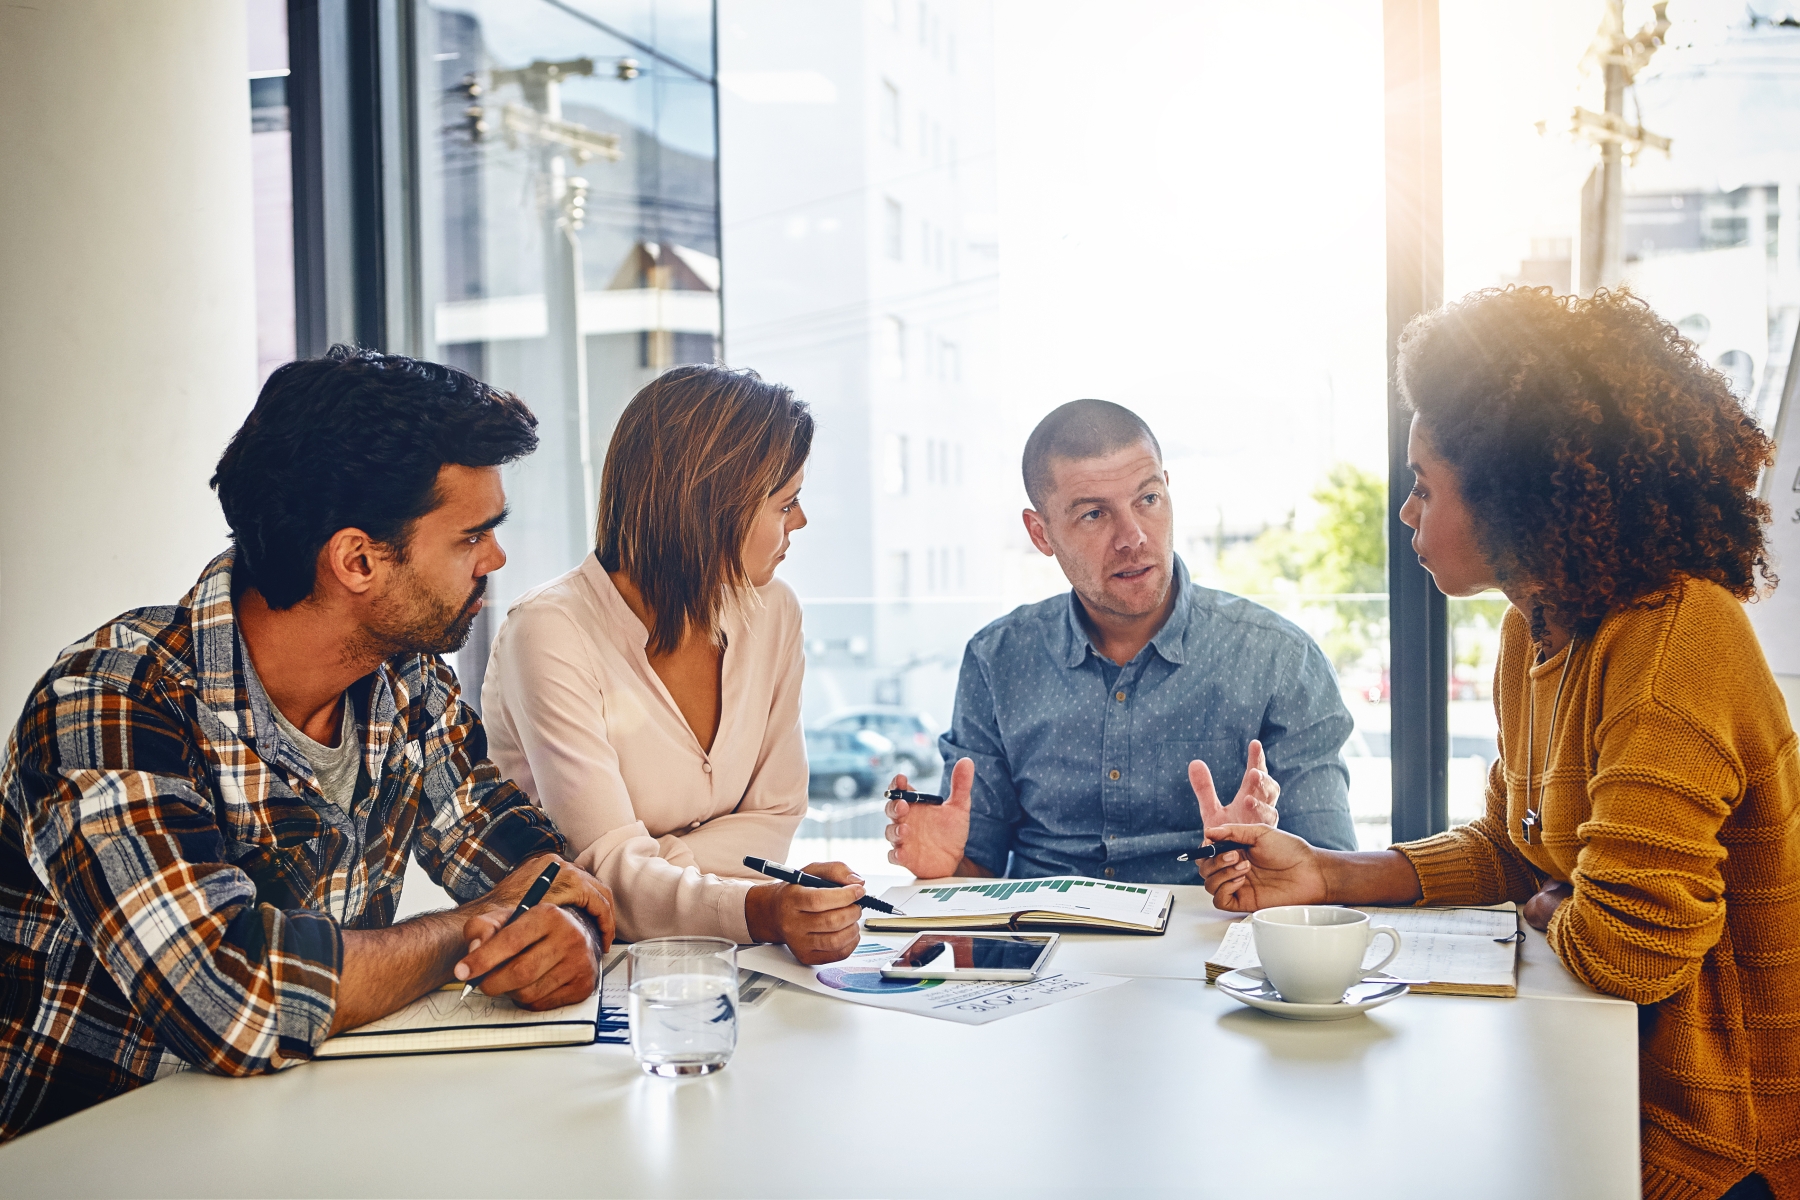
[1396,578,1800,1200]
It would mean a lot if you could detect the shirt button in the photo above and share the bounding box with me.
[1115,691,1126,702]
[1108,834,1116,841]
[1109,769,1120,781]
[1105,867,1115,877]
[702,762,712,773]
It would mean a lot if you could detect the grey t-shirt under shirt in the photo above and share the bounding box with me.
[270,698,360,812]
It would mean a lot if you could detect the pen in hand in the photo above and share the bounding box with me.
[743,856,902,915]
[1178,841,1253,862]
[459,860,562,1001]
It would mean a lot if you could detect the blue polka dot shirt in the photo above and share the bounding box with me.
[945,555,1358,882]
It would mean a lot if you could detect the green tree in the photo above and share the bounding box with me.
[1220,462,1387,669]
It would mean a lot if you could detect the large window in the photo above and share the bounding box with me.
[293,0,1800,877]
[722,0,1391,866]
[1437,0,1800,829]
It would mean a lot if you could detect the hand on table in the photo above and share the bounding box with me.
[454,854,615,1010]
[883,757,974,878]
[1189,738,1280,841]
[1523,880,1573,931]
[745,861,865,965]
[1194,822,1330,913]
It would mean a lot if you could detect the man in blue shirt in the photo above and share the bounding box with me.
[884,400,1358,883]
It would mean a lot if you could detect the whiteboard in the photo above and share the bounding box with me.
[1751,342,1800,676]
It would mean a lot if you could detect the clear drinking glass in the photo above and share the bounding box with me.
[626,936,738,1077]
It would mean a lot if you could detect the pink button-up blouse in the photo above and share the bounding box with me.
[481,553,808,943]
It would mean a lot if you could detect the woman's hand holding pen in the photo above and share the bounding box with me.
[1194,823,1330,913]
[453,854,616,1011]
[744,861,865,965]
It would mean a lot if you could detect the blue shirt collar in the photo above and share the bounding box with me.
[1056,554,1192,670]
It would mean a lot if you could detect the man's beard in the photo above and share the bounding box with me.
[357,571,487,662]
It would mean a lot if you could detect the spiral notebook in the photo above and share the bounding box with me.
[1204,904,1522,998]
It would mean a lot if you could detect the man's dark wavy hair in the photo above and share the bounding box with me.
[211,345,539,609]
[1398,286,1776,642]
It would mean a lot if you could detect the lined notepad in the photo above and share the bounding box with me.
[1205,905,1521,997]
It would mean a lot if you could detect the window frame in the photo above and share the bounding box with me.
[1383,0,1451,841]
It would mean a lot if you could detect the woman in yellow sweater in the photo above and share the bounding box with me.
[1199,286,1799,1200]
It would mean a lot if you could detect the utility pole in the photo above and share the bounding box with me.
[1570,1,1672,292]
[472,58,626,553]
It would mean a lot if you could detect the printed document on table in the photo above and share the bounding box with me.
[739,940,1131,1025]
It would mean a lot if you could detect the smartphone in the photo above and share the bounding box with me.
[879,932,1060,981]
[884,788,946,805]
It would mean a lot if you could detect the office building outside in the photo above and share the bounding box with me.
[720,0,1007,741]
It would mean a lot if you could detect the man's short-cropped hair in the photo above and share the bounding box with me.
[210,345,540,609]
[1021,399,1162,509]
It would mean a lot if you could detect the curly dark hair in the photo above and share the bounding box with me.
[1397,286,1776,641]
[211,345,539,609]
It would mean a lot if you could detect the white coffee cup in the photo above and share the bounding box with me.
[1250,906,1403,1004]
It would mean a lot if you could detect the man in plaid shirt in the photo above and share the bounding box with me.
[0,347,616,1141]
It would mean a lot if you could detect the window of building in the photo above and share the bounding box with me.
[881,78,901,145]
[886,550,911,597]
[880,315,906,378]
[884,197,904,260]
[883,432,908,495]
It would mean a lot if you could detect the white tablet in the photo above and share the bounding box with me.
[878,932,1060,981]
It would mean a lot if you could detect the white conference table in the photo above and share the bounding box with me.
[0,882,1639,1199]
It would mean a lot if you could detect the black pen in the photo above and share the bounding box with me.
[1177,841,1253,862]
[743,856,901,915]
[884,787,947,805]
[460,860,561,1000]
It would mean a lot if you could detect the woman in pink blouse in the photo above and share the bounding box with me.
[482,366,865,963]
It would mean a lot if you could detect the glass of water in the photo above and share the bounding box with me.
[626,936,738,1077]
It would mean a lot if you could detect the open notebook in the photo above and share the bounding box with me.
[867,876,1173,934]
[317,952,785,1058]
[315,986,601,1058]
[1205,904,1522,997]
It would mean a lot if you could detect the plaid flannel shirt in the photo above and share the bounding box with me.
[0,549,568,1141]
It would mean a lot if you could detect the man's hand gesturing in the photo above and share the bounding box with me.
[452,855,615,1011]
[884,757,975,878]
[1188,738,1280,838]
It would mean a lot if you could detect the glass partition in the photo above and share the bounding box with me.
[418,0,721,702]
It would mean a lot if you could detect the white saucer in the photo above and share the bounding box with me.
[1215,966,1409,1021]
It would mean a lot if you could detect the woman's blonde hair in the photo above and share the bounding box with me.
[595,365,811,654]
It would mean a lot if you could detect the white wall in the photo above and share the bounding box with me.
[0,0,259,719]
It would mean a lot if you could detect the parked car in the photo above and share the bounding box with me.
[804,728,898,801]
[814,706,942,786]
